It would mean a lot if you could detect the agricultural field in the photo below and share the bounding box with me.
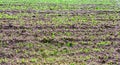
[0,0,120,65]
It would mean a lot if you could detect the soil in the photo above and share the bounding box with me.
[0,4,120,65]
